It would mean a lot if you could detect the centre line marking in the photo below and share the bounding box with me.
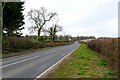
[0,56,39,69]
[0,50,60,69]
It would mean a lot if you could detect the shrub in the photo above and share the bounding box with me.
[88,38,119,76]
[2,37,72,53]
[3,37,34,52]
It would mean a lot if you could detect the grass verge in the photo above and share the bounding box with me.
[52,44,116,78]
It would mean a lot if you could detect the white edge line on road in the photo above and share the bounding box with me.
[35,46,79,79]
[0,50,60,69]
[0,43,71,68]
[0,56,39,68]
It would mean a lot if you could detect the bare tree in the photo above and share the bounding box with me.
[65,34,72,41]
[27,7,57,36]
[48,23,62,41]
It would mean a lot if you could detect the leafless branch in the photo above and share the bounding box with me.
[27,7,57,36]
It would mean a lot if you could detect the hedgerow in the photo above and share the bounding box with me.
[88,38,119,77]
[2,37,72,53]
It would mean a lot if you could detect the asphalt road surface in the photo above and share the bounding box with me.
[2,42,80,79]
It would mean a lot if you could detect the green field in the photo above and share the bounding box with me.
[52,44,116,78]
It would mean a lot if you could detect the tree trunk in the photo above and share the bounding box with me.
[53,34,55,42]
[38,29,41,36]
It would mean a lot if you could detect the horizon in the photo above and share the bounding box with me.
[21,0,118,38]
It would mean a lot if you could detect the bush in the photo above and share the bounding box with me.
[2,37,72,53]
[88,38,119,76]
[3,37,34,52]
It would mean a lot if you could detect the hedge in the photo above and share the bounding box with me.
[88,38,119,77]
[2,37,72,53]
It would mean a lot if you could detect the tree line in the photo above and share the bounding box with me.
[3,2,95,41]
[2,2,96,53]
[27,7,62,41]
[3,2,63,42]
[2,2,73,53]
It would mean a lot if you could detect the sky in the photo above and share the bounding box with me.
[21,0,119,38]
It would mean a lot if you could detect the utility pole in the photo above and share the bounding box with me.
[0,0,21,79]
[0,0,21,53]
[0,1,2,80]
[0,1,3,47]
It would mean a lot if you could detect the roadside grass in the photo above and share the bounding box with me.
[1,46,61,59]
[52,44,116,78]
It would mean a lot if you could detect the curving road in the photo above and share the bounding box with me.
[2,42,80,79]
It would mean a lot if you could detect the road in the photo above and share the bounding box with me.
[80,39,95,43]
[2,42,80,79]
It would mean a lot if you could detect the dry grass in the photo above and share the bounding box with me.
[88,38,119,78]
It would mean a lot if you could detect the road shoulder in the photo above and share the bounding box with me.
[51,44,116,78]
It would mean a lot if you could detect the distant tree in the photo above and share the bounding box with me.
[65,35,72,41]
[48,24,62,41]
[27,7,57,36]
[80,36,96,40]
[76,36,80,41]
[3,2,25,37]
[59,35,64,40]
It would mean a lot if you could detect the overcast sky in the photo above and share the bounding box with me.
[21,0,119,38]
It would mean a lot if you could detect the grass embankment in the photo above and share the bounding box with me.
[52,44,116,78]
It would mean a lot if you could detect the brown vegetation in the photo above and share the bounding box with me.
[2,37,72,53]
[88,38,119,79]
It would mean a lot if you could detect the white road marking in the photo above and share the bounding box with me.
[0,50,59,69]
[45,50,58,54]
[61,54,65,56]
[45,53,49,54]
[0,44,78,70]
[0,56,39,68]
[35,46,79,79]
